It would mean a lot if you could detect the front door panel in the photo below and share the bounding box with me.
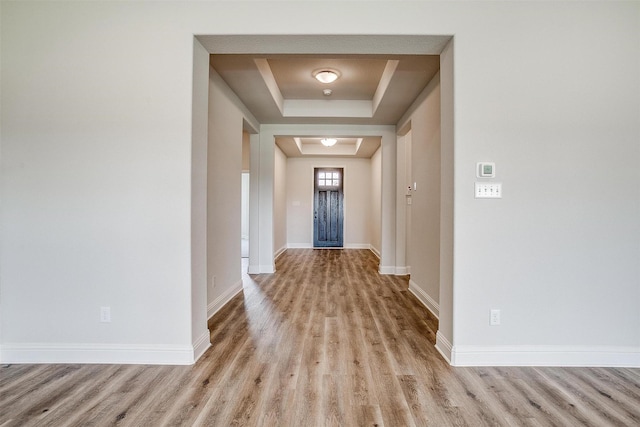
[313,168,343,247]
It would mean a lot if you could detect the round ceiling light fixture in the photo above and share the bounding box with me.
[321,138,337,147]
[313,69,340,84]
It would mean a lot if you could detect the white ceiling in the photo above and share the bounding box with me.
[210,52,440,158]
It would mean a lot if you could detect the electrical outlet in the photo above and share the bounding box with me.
[490,309,501,326]
[210,275,216,291]
[100,306,111,323]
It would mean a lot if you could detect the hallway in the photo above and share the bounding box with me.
[1,249,638,426]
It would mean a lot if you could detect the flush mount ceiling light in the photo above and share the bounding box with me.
[313,69,340,84]
[321,138,337,147]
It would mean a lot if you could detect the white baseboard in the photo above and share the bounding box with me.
[0,342,198,365]
[192,331,211,362]
[287,243,312,248]
[436,331,453,364]
[344,243,370,249]
[208,279,243,320]
[378,265,395,275]
[395,266,410,275]
[287,243,378,253]
[408,280,439,318]
[247,264,275,274]
[263,264,276,273]
[274,246,287,259]
[451,345,640,367]
[370,246,381,259]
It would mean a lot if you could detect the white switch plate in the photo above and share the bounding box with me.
[475,182,502,198]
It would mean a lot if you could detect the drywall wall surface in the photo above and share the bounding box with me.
[241,173,250,240]
[274,145,288,255]
[2,1,638,366]
[378,131,398,273]
[191,37,211,355]
[406,74,441,309]
[242,131,251,172]
[207,68,243,316]
[395,132,409,273]
[1,1,197,363]
[370,147,383,256]
[438,39,455,358]
[256,127,277,273]
[248,133,262,274]
[286,157,372,248]
[449,2,640,357]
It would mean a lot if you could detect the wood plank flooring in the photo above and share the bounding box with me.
[1,249,639,426]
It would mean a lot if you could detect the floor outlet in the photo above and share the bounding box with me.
[490,309,501,326]
[100,306,111,323]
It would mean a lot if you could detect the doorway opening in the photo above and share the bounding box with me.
[193,34,455,363]
[313,167,344,248]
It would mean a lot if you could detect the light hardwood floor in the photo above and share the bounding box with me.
[1,249,639,426]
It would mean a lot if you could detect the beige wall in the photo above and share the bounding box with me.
[242,131,250,172]
[370,148,382,256]
[207,69,244,317]
[273,145,288,256]
[286,157,373,248]
[401,74,442,315]
[437,41,455,351]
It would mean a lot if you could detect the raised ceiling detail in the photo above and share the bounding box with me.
[203,35,449,158]
[210,54,440,126]
[276,137,381,159]
[269,57,386,100]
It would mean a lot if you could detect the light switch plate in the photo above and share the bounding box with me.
[475,182,502,198]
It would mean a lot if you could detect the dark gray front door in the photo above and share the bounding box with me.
[313,168,344,247]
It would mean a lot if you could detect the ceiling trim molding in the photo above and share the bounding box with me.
[254,58,284,114]
[283,100,372,118]
[277,136,378,158]
[196,35,452,55]
[372,60,399,115]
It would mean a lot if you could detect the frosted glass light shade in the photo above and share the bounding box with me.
[313,69,340,84]
[321,138,337,147]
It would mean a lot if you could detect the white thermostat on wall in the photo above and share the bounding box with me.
[477,162,496,178]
